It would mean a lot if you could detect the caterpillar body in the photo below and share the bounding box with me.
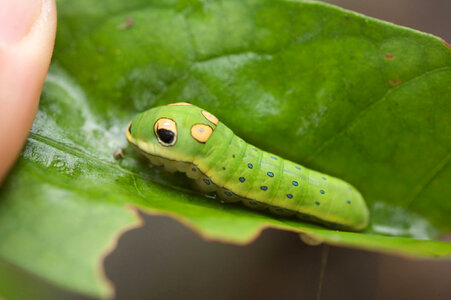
[126,103,369,231]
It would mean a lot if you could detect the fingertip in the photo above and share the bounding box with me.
[0,0,57,183]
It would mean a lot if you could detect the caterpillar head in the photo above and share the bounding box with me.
[126,102,219,163]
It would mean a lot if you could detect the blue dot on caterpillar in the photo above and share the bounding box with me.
[126,102,369,232]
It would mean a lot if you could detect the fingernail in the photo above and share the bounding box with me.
[0,0,42,45]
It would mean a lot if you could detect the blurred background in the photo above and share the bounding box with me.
[44,0,451,299]
[328,0,450,41]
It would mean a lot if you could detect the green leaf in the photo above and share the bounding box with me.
[1,0,450,298]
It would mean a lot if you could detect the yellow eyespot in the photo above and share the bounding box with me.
[126,121,133,141]
[168,102,192,106]
[154,118,177,146]
[201,110,218,125]
[191,124,213,143]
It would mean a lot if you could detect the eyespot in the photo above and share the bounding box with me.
[201,110,218,125]
[125,121,133,141]
[191,124,213,143]
[154,118,177,146]
[157,129,175,144]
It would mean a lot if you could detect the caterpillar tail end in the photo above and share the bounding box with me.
[319,184,370,232]
[347,189,370,231]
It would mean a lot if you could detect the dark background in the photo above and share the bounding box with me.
[44,1,451,299]
[104,215,451,300]
[329,0,450,41]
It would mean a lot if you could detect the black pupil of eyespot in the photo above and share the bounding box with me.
[128,123,132,134]
[157,129,175,144]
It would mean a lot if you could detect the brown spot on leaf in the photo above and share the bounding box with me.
[389,80,402,86]
[442,39,451,50]
[385,54,394,60]
[118,16,134,30]
[113,148,126,159]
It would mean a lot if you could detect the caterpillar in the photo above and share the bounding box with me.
[126,103,369,231]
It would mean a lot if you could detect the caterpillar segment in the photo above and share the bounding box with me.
[126,103,369,231]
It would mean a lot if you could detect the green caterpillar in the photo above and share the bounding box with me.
[126,103,369,231]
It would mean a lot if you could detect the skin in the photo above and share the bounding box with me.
[0,0,57,184]
[126,103,369,231]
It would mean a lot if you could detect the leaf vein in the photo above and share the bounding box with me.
[405,153,450,208]
[27,132,195,195]
[305,66,451,163]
